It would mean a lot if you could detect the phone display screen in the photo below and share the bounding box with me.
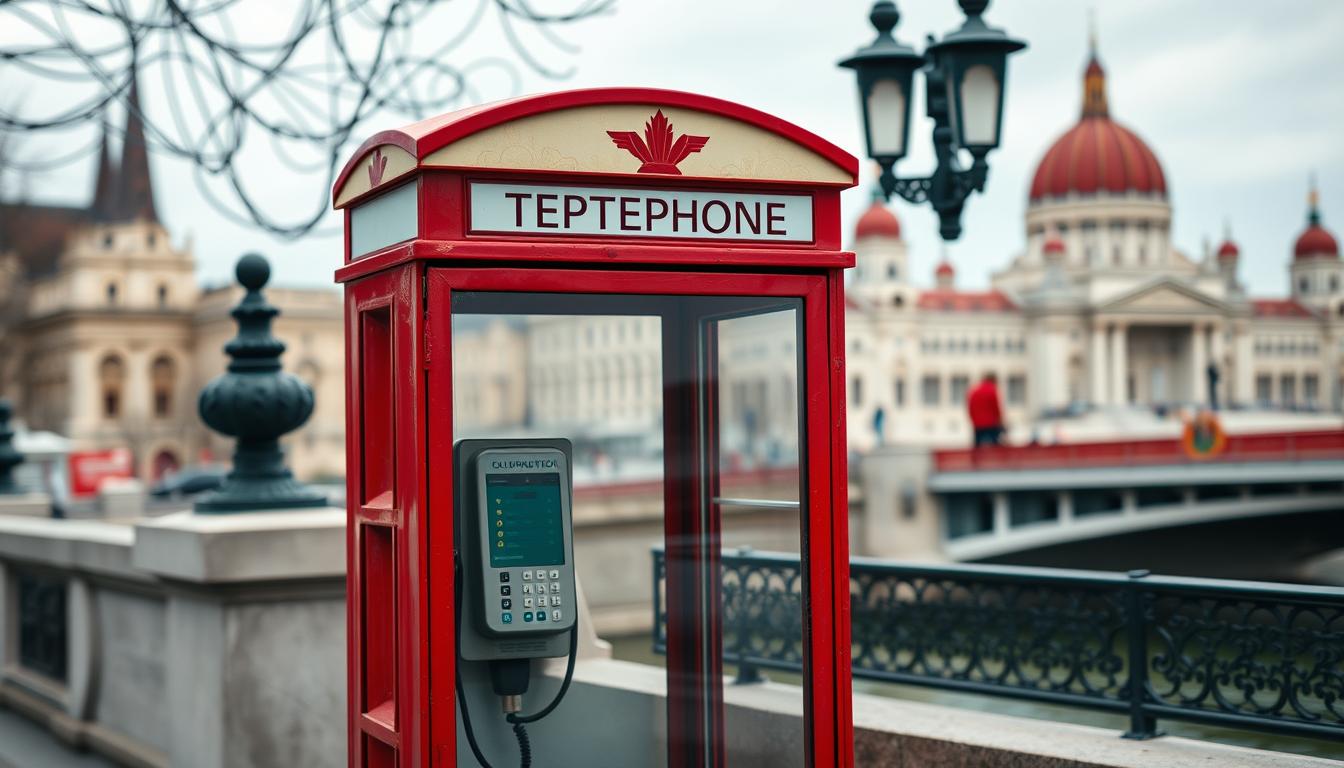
[485,472,566,567]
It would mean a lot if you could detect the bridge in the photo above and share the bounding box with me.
[927,430,1344,562]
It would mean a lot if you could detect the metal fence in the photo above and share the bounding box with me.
[651,548,1344,740]
[17,570,68,682]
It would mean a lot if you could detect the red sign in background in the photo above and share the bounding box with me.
[68,448,134,497]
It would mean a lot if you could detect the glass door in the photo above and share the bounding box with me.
[436,270,836,768]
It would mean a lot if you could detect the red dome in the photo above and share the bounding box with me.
[855,199,900,240]
[1030,119,1166,201]
[935,261,955,277]
[1216,239,1239,260]
[1294,225,1338,259]
[1029,53,1166,202]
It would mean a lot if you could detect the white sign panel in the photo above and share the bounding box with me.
[469,182,813,243]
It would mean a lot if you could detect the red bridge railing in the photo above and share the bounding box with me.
[933,429,1344,473]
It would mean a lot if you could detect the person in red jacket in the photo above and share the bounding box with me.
[967,373,1005,447]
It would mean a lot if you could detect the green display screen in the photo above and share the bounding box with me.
[486,472,566,567]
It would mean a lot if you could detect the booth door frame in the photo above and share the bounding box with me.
[424,264,852,767]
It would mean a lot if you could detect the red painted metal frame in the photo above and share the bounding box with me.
[343,263,431,767]
[408,265,852,767]
[933,429,1344,473]
[333,87,858,209]
[339,85,856,768]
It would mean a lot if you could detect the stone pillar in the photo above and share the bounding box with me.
[856,445,939,558]
[1190,324,1207,405]
[1090,324,1108,406]
[133,510,348,768]
[1233,324,1254,407]
[1209,324,1226,407]
[1110,323,1128,406]
[65,346,95,440]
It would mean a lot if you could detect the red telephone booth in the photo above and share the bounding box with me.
[336,88,856,767]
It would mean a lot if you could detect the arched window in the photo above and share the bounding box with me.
[105,282,119,306]
[152,450,180,481]
[157,284,169,308]
[99,354,125,418]
[892,295,904,308]
[151,356,176,417]
[886,263,898,279]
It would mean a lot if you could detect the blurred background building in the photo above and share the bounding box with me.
[844,43,1343,452]
[0,82,346,491]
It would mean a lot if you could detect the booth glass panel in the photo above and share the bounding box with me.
[707,305,805,768]
[450,290,808,768]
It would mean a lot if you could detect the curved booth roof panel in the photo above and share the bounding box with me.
[334,88,857,208]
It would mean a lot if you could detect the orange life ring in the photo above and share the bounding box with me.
[1181,412,1226,460]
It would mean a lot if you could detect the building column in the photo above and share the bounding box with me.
[1209,323,1226,407]
[1233,324,1254,407]
[1190,324,1207,405]
[1090,324,1108,406]
[1110,323,1128,406]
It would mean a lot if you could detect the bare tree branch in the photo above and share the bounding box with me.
[0,0,613,236]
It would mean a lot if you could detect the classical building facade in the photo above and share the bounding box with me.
[844,43,1343,452]
[0,83,344,483]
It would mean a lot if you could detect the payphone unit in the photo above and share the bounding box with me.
[454,439,577,660]
[453,439,579,767]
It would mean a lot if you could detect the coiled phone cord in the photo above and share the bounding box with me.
[455,553,579,768]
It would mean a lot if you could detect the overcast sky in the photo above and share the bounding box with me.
[8,0,1344,295]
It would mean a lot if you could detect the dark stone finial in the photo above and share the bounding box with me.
[958,0,990,19]
[194,254,326,513]
[0,399,24,495]
[869,1,899,36]
[236,252,270,290]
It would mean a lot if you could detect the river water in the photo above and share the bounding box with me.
[607,633,1344,762]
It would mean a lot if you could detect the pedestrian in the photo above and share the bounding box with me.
[968,372,1005,447]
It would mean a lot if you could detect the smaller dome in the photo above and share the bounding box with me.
[935,261,954,277]
[1216,239,1239,261]
[855,197,901,240]
[1295,182,1339,260]
[1043,234,1066,258]
[1295,226,1338,259]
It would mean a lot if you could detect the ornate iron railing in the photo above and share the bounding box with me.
[17,571,67,682]
[651,548,1344,740]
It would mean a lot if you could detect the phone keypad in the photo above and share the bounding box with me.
[493,568,571,629]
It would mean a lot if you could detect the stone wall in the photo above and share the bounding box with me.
[0,512,345,768]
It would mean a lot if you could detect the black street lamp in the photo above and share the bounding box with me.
[841,0,1025,240]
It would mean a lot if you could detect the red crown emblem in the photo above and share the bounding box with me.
[607,110,709,175]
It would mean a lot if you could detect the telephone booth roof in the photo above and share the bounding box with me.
[333,87,858,209]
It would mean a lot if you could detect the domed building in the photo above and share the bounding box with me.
[844,36,1344,452]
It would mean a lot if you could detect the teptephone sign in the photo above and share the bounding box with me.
[468,182,814,241]
[334,88,857,768]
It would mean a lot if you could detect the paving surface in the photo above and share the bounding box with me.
[0,706,117,768]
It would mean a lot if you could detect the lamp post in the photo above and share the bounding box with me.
[841,0,1024,240]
